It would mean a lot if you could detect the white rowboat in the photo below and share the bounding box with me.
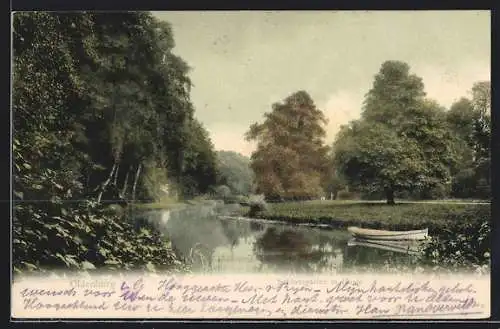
[347,226,428,241]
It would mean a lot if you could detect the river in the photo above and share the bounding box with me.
[135,205,421,274]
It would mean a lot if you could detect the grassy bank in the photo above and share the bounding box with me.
[245,200,490,234]
[244,200,491,270]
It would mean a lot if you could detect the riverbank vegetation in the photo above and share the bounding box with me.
[243,200,490,271]
[244,200,488,231]
[13,12,218,274]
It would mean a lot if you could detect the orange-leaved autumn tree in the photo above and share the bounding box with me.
[245,91,330,201]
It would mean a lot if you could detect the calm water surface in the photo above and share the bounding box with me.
[139,209,420,274]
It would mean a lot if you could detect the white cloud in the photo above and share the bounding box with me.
[415,61,490,108]
[320,90,364,143]
[207,124,256,157]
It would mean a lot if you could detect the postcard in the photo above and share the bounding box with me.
[11,10,491,320]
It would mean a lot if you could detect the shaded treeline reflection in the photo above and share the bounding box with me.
[254,227,336,273]
[138,209,421,273]
[135,208,428,273]
[129,198,490,274]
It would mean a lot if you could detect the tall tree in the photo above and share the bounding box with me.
[362,60,425,124]
[447,97,476,145]
[246,91,330,201]
[334,61,458,204]
[180,119,218,197]
[470,81,491,197]
[334,121,424,204]
[446,82,491,199]
[446,97,477,198]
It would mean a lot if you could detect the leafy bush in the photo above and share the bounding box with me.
[13,199,188,274]
[248,200,269,217]
[214,185,232,201]
[419,206,490,270]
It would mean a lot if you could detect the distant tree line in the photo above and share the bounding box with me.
[214,150,255,201]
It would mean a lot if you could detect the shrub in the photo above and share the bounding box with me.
[248,199,269,217]
[214,185,232,201]
[419,206,490,270]
[13,199,188,275]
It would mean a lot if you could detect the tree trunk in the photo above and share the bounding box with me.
[132,163,142,202]
[97,162,117,203]
[113,162,120,186]
[120,168,130,199]
[385,187,395,205]
[177,150,184,198]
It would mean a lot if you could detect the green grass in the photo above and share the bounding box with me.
[248,200,490,234]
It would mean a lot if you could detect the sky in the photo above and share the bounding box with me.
[153,11,490,157]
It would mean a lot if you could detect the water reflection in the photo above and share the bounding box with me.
[253,227,341,273]
[139,209,421,274]
[343,239,419,271]
[249,221,264,232]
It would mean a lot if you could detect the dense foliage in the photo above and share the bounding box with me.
[446,82,491,199]
[246,91,330,201]
[215,150,254,197]
[419,205,490,271]
[332,61,490,204]
[12,12,217,273]
[333,61,458,204]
